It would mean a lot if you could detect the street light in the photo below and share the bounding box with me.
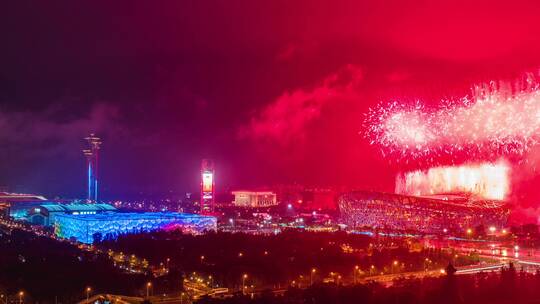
[310,268,316,286]
[146,282,152,298]
[18,291,23,304]
[354,265,359,284]
[200,255,205,264]
[242,274,248,295]
[86,287,91,303]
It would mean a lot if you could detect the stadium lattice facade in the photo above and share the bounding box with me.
[339,191,510,234]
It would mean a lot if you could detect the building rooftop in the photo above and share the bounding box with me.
[0,192,47,202]
[54,211,215,222]
[39,203,117,213]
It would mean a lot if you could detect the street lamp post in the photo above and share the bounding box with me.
[18,291,23,304]
[310,268,316,286]
[354,265,359,284]
[146,282,152,298]
[242,274,248,295]
[86,287,91,303]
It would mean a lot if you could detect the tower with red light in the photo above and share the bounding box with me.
[200,159,215,214]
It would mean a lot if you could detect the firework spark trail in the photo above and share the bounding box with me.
[365,74,540,162]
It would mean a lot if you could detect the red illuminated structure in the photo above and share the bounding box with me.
[200,159,215,214]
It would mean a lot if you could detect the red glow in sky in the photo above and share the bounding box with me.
[3,1,540,222]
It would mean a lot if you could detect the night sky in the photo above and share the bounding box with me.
[3,1,540,210]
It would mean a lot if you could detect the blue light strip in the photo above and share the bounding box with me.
[88,163,92,201]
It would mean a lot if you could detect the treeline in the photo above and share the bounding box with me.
[0,229,148,303]
[197,264,539,304]
[101,231,471,288]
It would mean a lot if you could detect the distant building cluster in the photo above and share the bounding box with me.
[232,191,277,208]
[0,139,515,241]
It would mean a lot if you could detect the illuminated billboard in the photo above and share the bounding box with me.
[202,172,213,193]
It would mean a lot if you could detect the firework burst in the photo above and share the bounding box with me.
[365,74,540,163]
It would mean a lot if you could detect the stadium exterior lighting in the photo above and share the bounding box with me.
[339,191,509,234]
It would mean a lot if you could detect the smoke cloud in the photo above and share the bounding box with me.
[239,64,363,144]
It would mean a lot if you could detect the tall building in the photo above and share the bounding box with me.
[83,134,101,203]
[200,159,215,214]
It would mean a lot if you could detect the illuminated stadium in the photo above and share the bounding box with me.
[339,191,510,234]
[54,212,217,244]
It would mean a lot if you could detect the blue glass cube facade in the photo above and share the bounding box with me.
[54,212,217,243]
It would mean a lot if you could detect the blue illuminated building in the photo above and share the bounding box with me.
[54,212,217,244]
[27,203,117,226]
